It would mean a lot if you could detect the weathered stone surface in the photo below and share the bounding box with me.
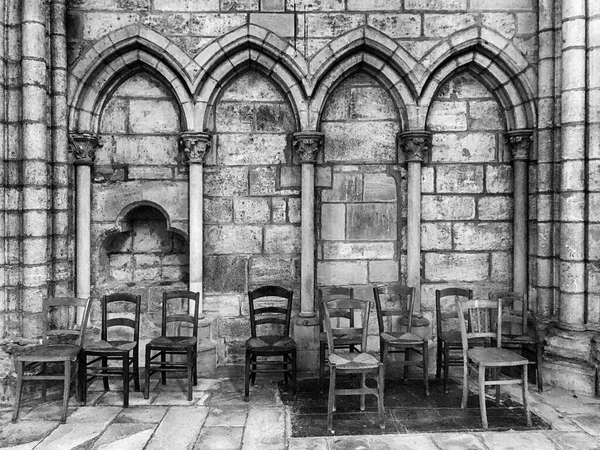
[190,13,246,34]
[477,196,512,220]
[350,86,396,120]
[424,253,489,281]
[264,225,301,253]
[347,203,396,240]
[216,134,287,166]
[321,172,363,202]
[320,203,345,240]
[347,0,403,10]
[363,173,396,201]
[82,12,139,40]
[288,198,301,223]
[369,260,399,283]
[486,165,513,193]
[272,197,286,223]
[204,294,241,316]
[470,0,532,9]
[204,225,262,254]
[323,121,398,162]
[317,261,368,285]
[428,102,468,131]
[491,251,512,282]
[129,99,180,134]
[249,167,277,195]
[204,198,233,223]
[453,222,512,250]
[405,0,466,9]
[233,197,270,224]
[204,167,249,196]
[304,13,365,37]
[249,13,294,37]
[432,433,487,450]
[422,195,475,220]
[368,14,421,38]
[249,256,298,284]
[323,242,395,260]
[242,407,285,449]
[196,426,244,450]
[145,407,208,450]
[421,222,452,250]
[431,133,497,163]
[102,136,179,165]
[424,13,476,37]
[279,166,301,189]
[436,165,484,193]
[204,255,247,292]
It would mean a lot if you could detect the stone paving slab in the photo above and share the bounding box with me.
[144,406,208,450]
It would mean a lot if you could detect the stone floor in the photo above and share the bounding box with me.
[1,367,600,450]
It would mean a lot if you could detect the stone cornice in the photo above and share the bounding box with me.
[293,131,325,163]
[69,132,102,166]
[180,131,212,164]
[399,131,431,163]
[505,129,533,161]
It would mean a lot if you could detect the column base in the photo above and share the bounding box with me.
[292,318,319,374]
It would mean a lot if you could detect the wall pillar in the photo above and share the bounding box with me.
[506,130,533,296]
[293,131,324,317]
[399,131,431,313]
[181,131,212,316]
[69,133,100,307]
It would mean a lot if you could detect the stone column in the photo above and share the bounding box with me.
[400,131,431,312]
[70,133,101,307]
[293,131,324,317]
[558,0,587,331]
[506,130,533,296]
[181,131,212,316]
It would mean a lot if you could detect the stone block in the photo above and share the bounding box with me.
[272,197,286,223]
[423,14,476,37]
[262,0,284,11]
[346,203,396,240]
[363,173,396,201]
[368,260,399,283]
[431,133,497,163]
[217,134,286,165]
[204,255,247,292]
[491,251,512,282]
[242,407,285,449]
[304,13,365,38]
[250,167,277,195]
[100,98,128,134]
[477,196,512,220]
[422,167,434,193]
[82,12,139,40]
[218,317,251,342]
[323,121,398,163]
[204,198,233,223]
[249,256,298,284]
[424,253,489,282]
[321,172,363,202]
[421,222,452,250]
[322,242,395,260]
[234,197,271,224]
[128,166,173,180]
[470,0,532,10]
[469,100,504,130]
[221,72,282,102]
[264,225,301,253]
[317,261,368,285]
[453,222,512,250]
[436,165,484,193]
[222,0,259,11]
[316,166,333,187]
[204,225,262,254]
[129,99,180,134]
[145,407,209,450]
[249,13,294,37]
[320,203,345,240]
[204,294,241,316]
[427,101,468,131]
[190,13,246,35]
[279,165,301,189]
[405,0,466,9]
[482,13,516,38]
[288,198,301,223]
[350,86,396,120]
[422,195,475,220]
[215,103,254,132]
[367,14,421,38]
[109,135,179,165]
[204,167,248,196]
[486,165,513,193]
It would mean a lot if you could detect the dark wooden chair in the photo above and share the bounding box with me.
[318,287,360,385]
[144,290,200,401]
[435,287,473,393]
[373,283,429,396]
[12,296,92,423]
[323,296,385,431]
[79,293,141,407]
[456,297,532,429]
[489,291,544,393]
[244,285,297,402]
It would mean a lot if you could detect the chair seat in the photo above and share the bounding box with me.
[246,336,296,351]
[468,347,529,367]
[329,352,380,370]
[85,340,137,353]
[381,331,424,345]
[16,344,80,362]
[147,336,197,348]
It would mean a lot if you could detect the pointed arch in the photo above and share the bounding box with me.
[68,25,196,132]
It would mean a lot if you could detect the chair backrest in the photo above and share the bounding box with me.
[162,290,200,338]
[373,284,415,334]
[318,287,354,332]
[101,293,141,343]
[455,298,503,352]
[248,286,293,338]
[322,298,370,354]
[489,291,527,336]
[435,288,473,337]
[43,296,92,346]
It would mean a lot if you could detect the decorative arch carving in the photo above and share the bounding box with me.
[115,200,187,240]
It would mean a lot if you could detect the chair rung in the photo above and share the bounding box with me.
[334,388,380,396]
[483,379,524,386]
[22,375,66,381]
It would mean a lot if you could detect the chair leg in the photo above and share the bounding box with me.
[250,355,257,385]
[422,343,430,396]
[360,373,366,411]
[244,350,251,402]
[133,350,140,392]
[479,366,488,429]
[102,356,110,391]
[443,344,451,393]
[187,347,193,401]
[193,348,198,386]
[327,366,336,431]
[41,362,47,401]
[461,361,469,410]
[436,339,442,379]
[536,342,544,393]
[522,363,532,427]
[61,360,71,423]
[144,347,151,400]
[160,351,166,385]
[378,365,385,430]
[319,342,325,386]
[291,349,297,395]
[123,354,130,408]
[12,361,24,423]
[403,347,410,382]
[495,368,501,407]
[79,352,87,405]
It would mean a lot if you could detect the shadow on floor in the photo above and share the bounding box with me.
[279,375,550,437]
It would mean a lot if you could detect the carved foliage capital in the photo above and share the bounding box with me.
[293,132,324,163]
[399,131,431,163]
[180,131,212,164]
[69,132,102,166]
[505,130,533,161]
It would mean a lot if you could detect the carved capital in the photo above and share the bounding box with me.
[505,129,533,161]
[293,131,325,163]
[399,131,431,163]
[69,132,102,166]
[180,131,212,164]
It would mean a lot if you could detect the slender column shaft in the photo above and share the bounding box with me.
[181,131,212,316]
[294,132,324,317]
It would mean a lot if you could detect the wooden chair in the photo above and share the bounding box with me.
[318,287,360,385]
[435,288,473,393]
[244,286,297,402]
[489,291,544,393]
[144,290,200,401]
[79,293,141,407]
[373,284,429,396]
[455,297,532,429]
[323,297,385,431]
[12,296,92,423]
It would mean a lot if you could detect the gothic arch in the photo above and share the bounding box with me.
[419,27,537,129]
[68,25,195,132]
